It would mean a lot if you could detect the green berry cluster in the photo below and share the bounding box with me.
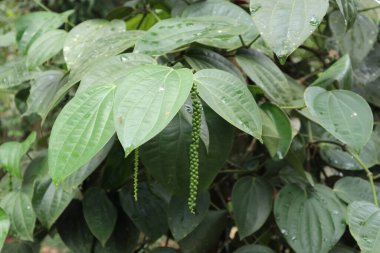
[134,148,139,202]
[188,83,202,214]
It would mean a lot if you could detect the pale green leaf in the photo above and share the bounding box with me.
[304,87,373,151]
[78,53,156,93]
[0,132,36,178]
[1,191,36,241]
[27,29,67,68]
[194,69,262,141]
[114,65,193,155]
[25,70,64,117]
[334,177,380,204]
[48,85,115,183]
[181,0,259,49]
[347,201,380,253]
[250,0,329,62]
[134,17,248,55]
[0,59,33,90]
[336,0,358,30]
[274,184,346,253]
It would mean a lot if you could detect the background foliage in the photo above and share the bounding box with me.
[0,0,380,252]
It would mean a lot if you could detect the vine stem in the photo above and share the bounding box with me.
[312,140,379,206]
[348,150,378,207]
[33,0,52,12]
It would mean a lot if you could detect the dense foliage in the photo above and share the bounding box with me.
[0,0,380,252]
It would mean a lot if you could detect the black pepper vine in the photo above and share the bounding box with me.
[188,83,202,214]
[134,148,139,202]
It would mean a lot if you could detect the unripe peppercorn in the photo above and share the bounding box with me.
[188,83,202,214]
[134,148,139,202]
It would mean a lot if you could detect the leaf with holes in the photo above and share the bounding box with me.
[114,65,193,156]
[250,0,329,62]
[48,85,115,183]
[194,69,262,141]
[304,87,373,151]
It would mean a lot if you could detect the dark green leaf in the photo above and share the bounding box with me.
[179,210,227,253]
[151,248,180,253]
[32,178,74,228]
[114,65,193,156]
[261,103,292,160]
[57,201,94,253]
[234,245,275,253]
[119,183,168,241]
[250,0,329,62]
[194,69,262,141]
[236,49,304,107]
[83,188,117,246]
[168,192,210,241]
[184,48,244,81]
[140,105,234,195]
[274,184,346,253]
[232,177,273,239]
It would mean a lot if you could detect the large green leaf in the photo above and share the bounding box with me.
[336,0,358,30]
[15,10,72,54]
[250,0,329,62]
[140,105,234,195]
[0,59,32,90]
[334,177,380,204]
[0,208,10,251]
[57,201,94,253]
[61,138,114,189]
[232,177,273,239]
[347,201,380,253]
[134,17,248,55]
[32,178,74,229]
[25,70,64,117]
[184,48,244,81]
[274,184,346,253]
[168,192,210,241]
[119,184,168,241]
[178,210,227,253]
[83,188,117,246]
[329,12,378,66]
[0,132,36,178]
[304,87,373,151]
[1,241,39,253]
[353,77,380,108]
[114,65,193,156]
[78,53,156,93]
[1,191,36,241]
[311,55,353,89]
[261,103,292,160]
[21,154,48,198]
[354,44,380,85]
[194,69,262,141]
[181,0,259,49]
[234,245,275,253]
[26,29,67,68]
[48,85,115,183]
[236,49,304,107]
